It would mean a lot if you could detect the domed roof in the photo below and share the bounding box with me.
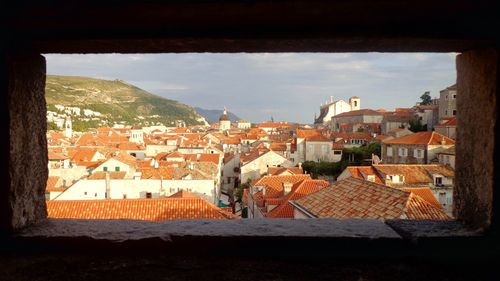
[219,108,230,122]
[219,113,230,121]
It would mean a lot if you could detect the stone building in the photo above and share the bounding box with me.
[218,108,231,131]
[330,109,383,133]
[314,96,360,126]
[439,84,457,120]
[381,131,455,164]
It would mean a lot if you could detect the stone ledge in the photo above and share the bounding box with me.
[6,219,496,259]
[386,220,482,239]
[18,218,402,241]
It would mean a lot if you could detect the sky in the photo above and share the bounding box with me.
[45,53,457,124]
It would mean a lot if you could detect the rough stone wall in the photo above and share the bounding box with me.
[5,54,48,231]
[455,49,498,230]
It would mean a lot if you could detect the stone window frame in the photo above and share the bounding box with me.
[2,4,498,257]
[4,50,497,241]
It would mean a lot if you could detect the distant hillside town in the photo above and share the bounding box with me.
[46,84,457,221]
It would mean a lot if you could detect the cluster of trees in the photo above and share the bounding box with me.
[302,142,381,179]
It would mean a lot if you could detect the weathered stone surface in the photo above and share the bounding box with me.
[5,54,48,231]
[19,218,401,240]
[386,220,482,239]
[455,49,498,230]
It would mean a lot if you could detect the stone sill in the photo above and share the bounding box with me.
[7,218,488,259]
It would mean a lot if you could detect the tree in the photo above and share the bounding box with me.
[409,119,427,132]
[420,91,432,105]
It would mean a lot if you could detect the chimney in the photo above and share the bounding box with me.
[441,137,446,145]
[154,160,159,169]
[286,143,291,151]
[105,172,111,199]
[298,162,302,169]
[196,153,201,161]
[283,182,293,195]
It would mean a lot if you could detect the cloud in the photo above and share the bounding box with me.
[44,53,456,123]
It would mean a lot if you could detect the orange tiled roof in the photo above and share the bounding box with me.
[269,142,287,151]
[240,149,271,165]
[267,167,304,176]
[48,151,68,160]
[372,164,454,186]
[305,134,330,142]
[112,152,139,166]
[184,153,220,165]
[47,198,237,221]
[252,174,312,198]
[140,167,175,179]
[383,131,455,145]
[434,117,457,127]
[71,148,98,163]
[117,142,145,150]
[400,187,443,209]
[221,137,241,145]
[257,122,289,128]
[296,129,322,139]
[88,171,127,179]
[46,176,62,192]
[169,190,198,198]
[333,109,383,118]
[267,179,329,218]
[344,166,385,184]
[292,177,449,220]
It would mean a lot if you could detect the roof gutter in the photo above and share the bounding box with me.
[289,201,317,218]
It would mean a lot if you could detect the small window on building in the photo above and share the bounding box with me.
[387,146,393,157]
[146,192,152,198]
[452,110,457,116]
[123,194,127,199]
[333,150,342,155]
[439,192,447,205]
[115,166,120,171]
[94,193,97,197]
[398,147,408,157]
[452,94,456,99]
[84,192,87,195]
[414,149,424,158]
[103,167,108,171]
[435,176,443,186]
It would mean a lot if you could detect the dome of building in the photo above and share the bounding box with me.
[219,108,230,121]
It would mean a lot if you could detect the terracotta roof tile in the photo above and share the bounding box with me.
[47,198,237,221]
[334,109,383,118]
[400,187,443,209]
[88,171,127,180]
[184,153,220,165]
[168,190,199,198]
[373,164,454,185]
[383,131,455,145]
[292,177,449,220]
[267,167,304,176]
[252,174,311,199]
[267,179,329,218]
[46,176,64,192]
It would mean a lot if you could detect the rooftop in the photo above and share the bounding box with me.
[47,197,236,221]
[383,131,455,145]
[292,177,450,220]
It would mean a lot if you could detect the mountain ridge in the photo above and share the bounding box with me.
[45,75,208,130]
[194,107,242,124]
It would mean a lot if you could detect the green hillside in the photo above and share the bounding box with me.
[45,75,205,130]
